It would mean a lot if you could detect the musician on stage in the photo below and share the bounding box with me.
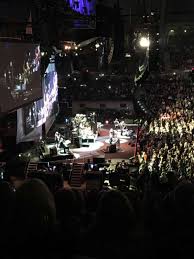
[55,131,60,147]
[114,118,119,129]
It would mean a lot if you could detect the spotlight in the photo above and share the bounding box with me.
[139,37,150,48]
[95,43,100,48]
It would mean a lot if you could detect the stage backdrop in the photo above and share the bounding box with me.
[17,62,58,143]
[0,42,41,113]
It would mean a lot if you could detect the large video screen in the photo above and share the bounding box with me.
[67,0,96,15]
[17,63,58,143]
[0,42,41,113]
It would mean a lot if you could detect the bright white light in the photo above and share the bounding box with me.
[170,29,174,33]
[96,77,98,80]
[184,29,187,33]
[125,53,131,58]
[95,43,100,48]
[75,53,78,56]
[139,37,150,48]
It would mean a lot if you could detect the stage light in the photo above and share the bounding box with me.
[75,46,78,50]
[105,120,109,124]
[67,74,70,77]
[156,32,159,36]
[95,43,100,48]
[125,53,131,58]
[184,29,187,33]
[96,77,98,80]
[75,53,78,56]
[170,29,175,33]
[139,37,150,48]
[108,85,111,89]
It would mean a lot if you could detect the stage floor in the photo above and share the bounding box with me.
[44,126,137,163]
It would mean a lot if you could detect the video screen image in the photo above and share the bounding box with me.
[0,42,41,113]
[67,0,96,15]
[17,63,58,143]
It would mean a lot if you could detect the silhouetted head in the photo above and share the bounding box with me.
[14,178,56,237]
[55,189,77,221]
[96,190,135,239]
[0,181,15,227]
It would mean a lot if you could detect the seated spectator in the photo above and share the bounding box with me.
[6,157,28,189]
[9,179,56,255]
[80,190,147,259]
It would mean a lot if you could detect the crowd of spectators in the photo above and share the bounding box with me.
[2,143,194,259]
[168,29,194,70]
[138,72,194,178]
[58,73,132,101]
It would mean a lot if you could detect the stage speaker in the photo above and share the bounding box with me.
[73,137,80,148]
[82,144,89,147]
[109,144,116,153]
[50,147,57,156]
[93,156,105,164]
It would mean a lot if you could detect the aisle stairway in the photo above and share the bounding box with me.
[26,161,38,177]
[70,163,84,188]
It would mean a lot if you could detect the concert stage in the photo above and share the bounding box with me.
[42,125,137,162]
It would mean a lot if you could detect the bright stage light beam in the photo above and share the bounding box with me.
[139,37,150,48]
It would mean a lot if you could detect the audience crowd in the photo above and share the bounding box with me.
[138,72,194,178]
